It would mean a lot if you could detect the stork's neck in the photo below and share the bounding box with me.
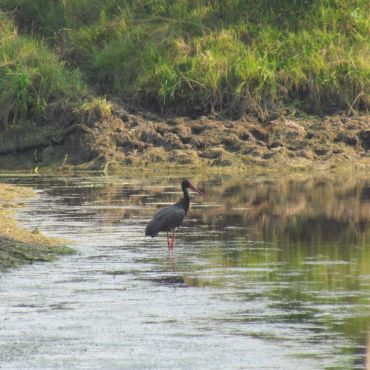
[182,188,191,215]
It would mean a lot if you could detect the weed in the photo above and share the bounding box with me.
[1,0,369,117]
[0,12,88,126]
[79,97,112,119]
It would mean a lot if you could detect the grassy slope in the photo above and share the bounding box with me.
[1,0,369,120]
[0,11,91,128]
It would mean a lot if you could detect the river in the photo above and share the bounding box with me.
[0,172,369,369]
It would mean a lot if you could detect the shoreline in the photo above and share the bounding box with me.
[0,106,369,172]
[0,183,74,270]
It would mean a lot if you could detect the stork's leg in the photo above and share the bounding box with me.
[171,229,176,250]
[167,232,171,251]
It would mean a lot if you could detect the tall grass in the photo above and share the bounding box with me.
[1,0,369,117]
[0,12,88,127]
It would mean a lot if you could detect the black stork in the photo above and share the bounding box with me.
[145,179,204,250]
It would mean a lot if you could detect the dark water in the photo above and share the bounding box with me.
[0,172,369,369]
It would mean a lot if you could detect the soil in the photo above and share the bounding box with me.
[0,98,369,172]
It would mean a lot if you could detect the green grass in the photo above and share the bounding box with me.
[0,0,369,118]
[0,11,89,127]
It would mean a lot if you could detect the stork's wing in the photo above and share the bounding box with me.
[152,204,177,220]
[145,205,186,237]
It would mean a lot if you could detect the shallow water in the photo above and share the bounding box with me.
[0,173,369,369]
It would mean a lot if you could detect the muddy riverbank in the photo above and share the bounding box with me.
[0,99,369,171]
[0,183,74,269]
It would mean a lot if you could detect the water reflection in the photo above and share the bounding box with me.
[367,328,370,370]
[1,172,370,368]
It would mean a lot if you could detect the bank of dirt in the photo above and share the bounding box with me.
[0,183,74,269]
[0,99,369,172]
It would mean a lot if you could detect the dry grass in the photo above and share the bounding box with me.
[0,183,63,246]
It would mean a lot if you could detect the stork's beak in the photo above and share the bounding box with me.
[189,182,205,196]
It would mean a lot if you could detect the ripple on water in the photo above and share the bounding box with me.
[0,174,369,369]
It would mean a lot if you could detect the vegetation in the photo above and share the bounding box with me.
[0,11,88,128]
[0,183,74,269]
[0,0,369,120]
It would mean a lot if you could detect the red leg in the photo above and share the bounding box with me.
[167,232,171,251]
[171,229,176,250]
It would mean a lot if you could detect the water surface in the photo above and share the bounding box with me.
[0,173,369,369]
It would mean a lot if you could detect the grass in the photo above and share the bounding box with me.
[0,0,369,119]
[0,182,74,269]
[0,183,62,245]
[78,97,112,119]
[0,11,89,127]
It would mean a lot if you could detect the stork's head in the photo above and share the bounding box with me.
[181,179,204,195]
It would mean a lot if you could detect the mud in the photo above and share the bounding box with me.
[0,98,369,171]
